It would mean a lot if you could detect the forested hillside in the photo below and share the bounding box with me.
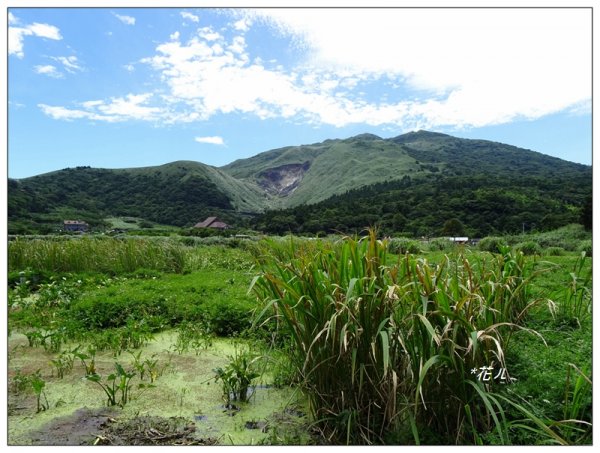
[252,173,591,237]
[8,162,265,233]
[8,131,591,236]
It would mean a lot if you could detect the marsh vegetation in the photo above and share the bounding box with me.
[7,228,592,445]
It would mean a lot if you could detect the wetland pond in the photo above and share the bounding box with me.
[8,331,309,446]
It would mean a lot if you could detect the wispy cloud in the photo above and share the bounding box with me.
[52,55,84,73]
[34,64,63,78]
[9,16,62,58]
[195,136,224,145]
[180,12,199,23]
[114,13,136,26]
[39,93,161,122]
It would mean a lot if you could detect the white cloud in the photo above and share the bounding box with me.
[39,93,161,123]
[195,136,224,145]
[39,104,108,121]
[8,12,19,25]
[97,93,160,120]
[27,22,62,40]
[137,26,430,128]
[114,13,136,25]
[123,64,135,72]
[34,65,62,78]
[82,100,104,109]
[9,20,62,58]
[38,9,591,132]
[52,55,83,73]
[198,26,222,42]
[233,18,250,32]
[243,8,591,129]
[181,12,199,23]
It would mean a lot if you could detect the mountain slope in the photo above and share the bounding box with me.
[8,131,592,235]
[223,131,590,208]
[392,130,588,180]
[223,133,435,207]
[252,173,590,237]
[8,161,268,233]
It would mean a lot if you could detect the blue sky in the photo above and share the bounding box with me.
[7,7,592,179]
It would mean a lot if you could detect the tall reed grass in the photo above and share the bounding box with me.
[252,231,547,444]
[556,252,592,326]
[8,237,187,274]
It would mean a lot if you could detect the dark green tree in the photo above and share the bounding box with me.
[441,218,466,237]
[580,195,592,230]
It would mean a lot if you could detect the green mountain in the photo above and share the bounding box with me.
[8,161,267,233]
[222,133,433,207]
[8,131,591,235]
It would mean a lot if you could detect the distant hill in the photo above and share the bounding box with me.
[8,131,591,235]
[8,161,267,233]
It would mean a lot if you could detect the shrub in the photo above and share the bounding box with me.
[515,241,542,256]
[478,236,508,253]
[577,240,592,257]
[427,238,454,252]
[533,224,590,252]
[544,247,565,256]
[388,237,421,254]
[173,320,214,354]
[206,299,253,336]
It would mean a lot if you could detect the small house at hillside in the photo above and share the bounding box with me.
[64,220,89,232]
[194,217,231,230]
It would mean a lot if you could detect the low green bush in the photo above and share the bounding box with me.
[577,240,592,257]
[478,236,508,253]
[544,246,565,256]
[515,241,542,256]
[388,237,421,254]
[426,238,454,252]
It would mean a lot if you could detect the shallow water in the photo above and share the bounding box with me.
[8,330,308,446]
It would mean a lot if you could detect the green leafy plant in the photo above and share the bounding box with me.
[10,369,31,394]
[174,320,214,355]
[75,347,97,376]
[25,330,46,348]
[46,327,68,353]
[86,363,136,407]
[213,349,260,404]
[50,348,77,378]
[30,372,49,413]
[129,351,161,383]
[122,318,155,350]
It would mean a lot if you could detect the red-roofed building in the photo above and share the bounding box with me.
[193,217,231,230]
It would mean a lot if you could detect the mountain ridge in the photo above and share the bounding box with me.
[8,131,591,235]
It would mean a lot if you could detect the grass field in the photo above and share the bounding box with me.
[6,231,592,445]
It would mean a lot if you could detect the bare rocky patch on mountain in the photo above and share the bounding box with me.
[258,161,311,196]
